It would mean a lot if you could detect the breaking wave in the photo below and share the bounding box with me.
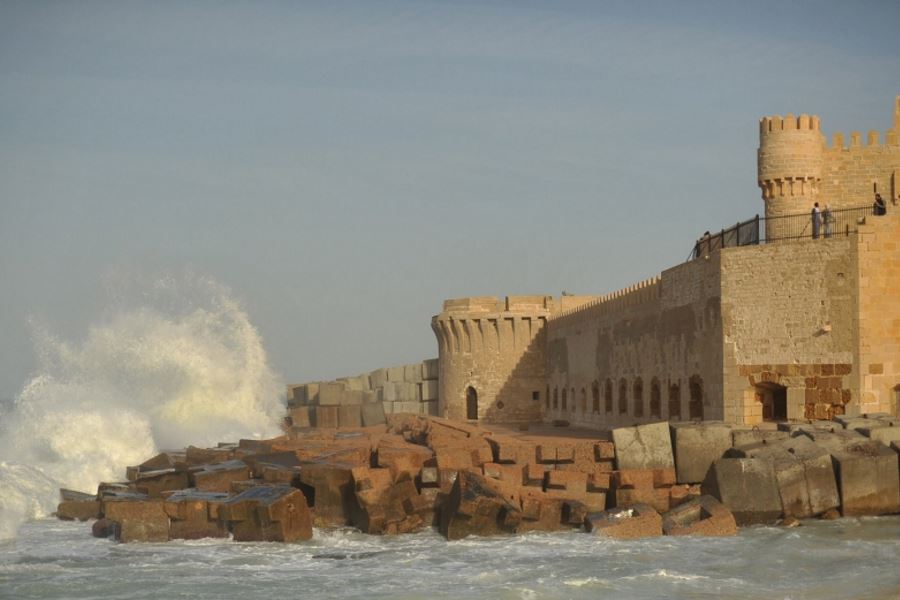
[0,273,285,539]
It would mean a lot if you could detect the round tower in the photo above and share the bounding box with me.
[431,296,553,423]
[757,113,826,240]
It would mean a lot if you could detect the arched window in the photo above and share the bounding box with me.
[689,375,704,420]
[580,388,587,415]
[618,378,628,415]
[633,378,644,418]
[561,388,568,411]
[604,379,613,413]
[553,387,558,410]
[650,378,661,418]
[592,381,600,414]
[669,381,682,421]
[545,385,550,410]
[466,386,478,420]
[571,388,576,412]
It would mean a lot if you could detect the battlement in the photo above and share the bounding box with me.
[440,295,555,315]
[826,129,899,150]
[759,113,821,135]
[550,276,662,325]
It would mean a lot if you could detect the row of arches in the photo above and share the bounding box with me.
[546,375,705,421]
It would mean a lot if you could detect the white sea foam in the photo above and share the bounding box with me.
[0,273,284,539]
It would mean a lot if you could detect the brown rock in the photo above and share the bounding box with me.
[297,460,363,527]
[132,469,191,498]
[165,490,229,540]
[662,495,737,537]
[585,503,663,540]
[104,499,170,543]
[219,485,312,542]
[376,439,434,482]
[56,499,101,521]
[191,460,251,493]
[439,469,521,540]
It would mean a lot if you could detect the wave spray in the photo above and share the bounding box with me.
[0,273,285,539]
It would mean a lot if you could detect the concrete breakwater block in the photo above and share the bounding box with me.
[191,460,251,493]
[103,498,169,543]
[439,469,521,540]
[165,490,229,540]
[361,402,387,426]
[801,430,900,516]
[731,428,789,448]
[701,457,782,525]
[670,422,732,484]
[584,503,662,540]
[728,436,839,518]
[855,424,900,446]
[662,495,737,536]
[219,485,312,542]
[612,422,674,471]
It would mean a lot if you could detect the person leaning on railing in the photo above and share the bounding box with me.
[873,193,887,216]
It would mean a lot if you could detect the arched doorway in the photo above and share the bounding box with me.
[466,386,478,420]
[755,382,787,421]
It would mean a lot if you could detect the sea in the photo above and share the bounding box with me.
[1,516,900,599]
[1,274,899,599]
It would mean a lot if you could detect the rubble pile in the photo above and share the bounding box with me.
[55,414,900,543]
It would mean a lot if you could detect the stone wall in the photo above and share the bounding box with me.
[287,359,440,421]
[545,258,723,429]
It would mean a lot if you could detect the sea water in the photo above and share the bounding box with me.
[1,516,900,599]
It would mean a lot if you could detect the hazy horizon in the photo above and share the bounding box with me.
[2,1,899,399]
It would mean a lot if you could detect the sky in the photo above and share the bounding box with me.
[1,0,899,399]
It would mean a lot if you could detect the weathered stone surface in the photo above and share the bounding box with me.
[856,424,900,446]
[801,430,900,516]
[584,503,662,540]
[287,406,312,428]
[612,423,674,471]
[185,445,234,466]
[338,405,363,429]
[220,485,312,542]
[164,490,229,540]
[103,499,169,543]
[314,405,340,428]
[298,460,362,527]
[91,518,115,538]
[361,402,387,427]
[132,469,190,498]
[376,439,434,482]
[351,467,431,534]
[701,458,783,525]
[191,460,251,493]
[731,429,789,448]
[670,422,733,484]
[729,436,839,518]
[439,470,520,540]
[662,495,737,537]
[56,498,101,521]
[317,382,347,406]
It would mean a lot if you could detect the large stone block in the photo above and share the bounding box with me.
[191,460,251,493]
[584,503,662,540]
[220,485,312,542]
[338,405,362,428]
[732,429,789,448]
[612,422,674,470]
[132,469,190,498]
[287,406,312,428]
[801,430,900,516]
[404,364,423,383]
[670,422,732,484]
[361,402,387,427]
[57,493,101,521]
[439,469,520,540]
[422,359,439,381]
[386,366,406,382]
[729,436,839,518]
[662,495,737,537]
[298,460,363,527]
[369,368,388,389]
[351,467,432,535]
[164,490,229,540]
[421,400,439,416]
[701,458,782,525]
[856,424,900,446]
[314,405,340,428]
[104,499,170,543]
[421,380,439,402]
[392,401,420,414]
[317,383,348,406]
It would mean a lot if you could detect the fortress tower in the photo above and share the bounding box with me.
[757,113,825,240]
[431,296,555,423]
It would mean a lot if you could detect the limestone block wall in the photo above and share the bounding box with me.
[852,210,900,416]
[286,358,440,419]
[431,296,558,423]
[545,256,724,430]
[719,237,857,423]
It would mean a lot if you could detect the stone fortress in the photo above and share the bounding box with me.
[290,97,900,430]
[432,96,900,427]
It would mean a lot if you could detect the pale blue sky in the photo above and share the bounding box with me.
[1,1,899,398]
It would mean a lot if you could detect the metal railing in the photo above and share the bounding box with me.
[690,204,876,260]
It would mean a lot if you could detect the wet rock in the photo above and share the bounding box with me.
[801,430,900,516]
[191,460,251,493]
[611,468,675,513]
[351,467,432,535]
[165,490,229,540]
[670,422,733,484]
[781,516,801,527]
[219,485,312,542]
[298,459,363,527]
[185,445,235,466]
[91,518,115,538]
[103,499,170,543]
[728,435,839,518]
[662,495,737,537]
[702,458,783,525]
[820,507,841,520]
[612,423,674,471]
[376,439,434,482]
[584,503,662,540]
[439,469,521,540]
[56,489,101,521]
[132,468,191,498]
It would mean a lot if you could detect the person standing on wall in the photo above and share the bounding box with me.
[823,203,833,238]
[811,202,823,239]
[874,193,887,216]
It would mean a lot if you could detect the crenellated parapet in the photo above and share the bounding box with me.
[431,295,557,423]
[757,113,825,206]
[550,277,661,326]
